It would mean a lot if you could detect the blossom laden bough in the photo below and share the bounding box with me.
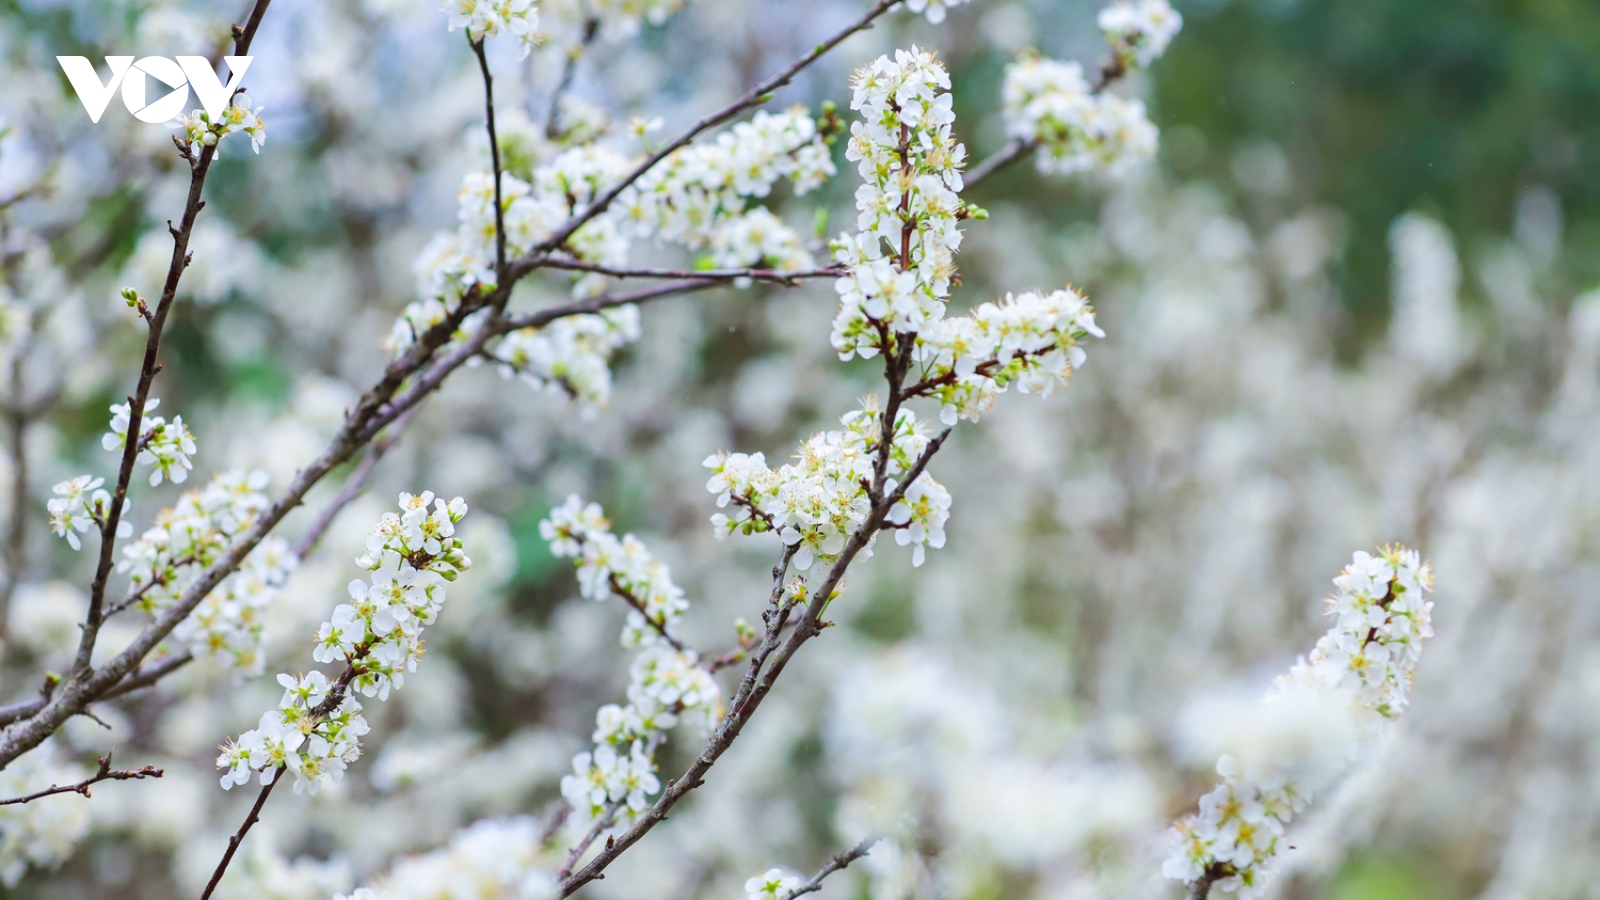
[1163,546,1436,897]
[216,492,471,796]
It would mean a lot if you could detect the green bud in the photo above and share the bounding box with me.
[121,286,140,307]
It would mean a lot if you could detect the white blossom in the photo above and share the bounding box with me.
[218,493,470,794]
[1097,0,1183,69]
[1163,546,1435,897]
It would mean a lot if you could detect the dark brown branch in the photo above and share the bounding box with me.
[780,835,880,900]
[0,752,162,806]
[539,258,841,286]
[294,410,413,559]
[68,0,274,691]
[471,36,508,278]
[199,766,282,900]
[498,279,723,332]
[545,18,600,139]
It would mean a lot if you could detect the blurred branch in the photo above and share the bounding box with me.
[546,17,600,139]
[539,258,842,286]
[964,47,1130,190]
[0,752,162,806]
[780,835,880,900]
[294,410,414,560]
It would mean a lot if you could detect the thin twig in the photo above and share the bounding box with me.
[545,18,600,139]
[471,36,508,278]
[780,835,880,900]
[607,573,688,653]
[199,767,282,900]
[540,258,841,286]
[294,410,413,559]
[0,752,162,806]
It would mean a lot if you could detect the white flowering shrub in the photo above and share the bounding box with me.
[6,0,1562,898]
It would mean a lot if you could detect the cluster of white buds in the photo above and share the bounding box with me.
[334,816,556,900]
[46,475,113,551]
[1163,546,1435,897]
[217,493,470,795]
[745,868,802,900]
[0,740,89,887]
[830,47,967,361]
[170,92,266,158]
[489,305,641,409]
[540,496,720,825]
[1000,0,1180,178]
[1098,0,1184,69]
[912,288,1105,425]
[101,398,197,486]
[445,0,541,58]
[117,470,296,676]
[1001,56,1157,178]
[704,402,950,569]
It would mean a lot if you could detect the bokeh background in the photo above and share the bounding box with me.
[2,0,1599,898]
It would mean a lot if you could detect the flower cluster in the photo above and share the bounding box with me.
[445,0,541,59]
[0,741,89,887]
[101,398,197,486]
[1001,56,1157,178]
[119,470,296,676]
[1098,0,1183,70]
[489,305,640,409]
[216,493,470,795]
[46,475,111,551]
[745,868,802,900]
[618,107,834,268]
[912,288,1106,425]
[704,403,950,569]
[830,48,967,361]
[999,0,1180,178]
[1162,546,1435,897]
[334,816,556,900]
[540,496,720,825]
[171,92,266,158]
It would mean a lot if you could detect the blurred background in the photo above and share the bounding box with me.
[2,0,1599,897]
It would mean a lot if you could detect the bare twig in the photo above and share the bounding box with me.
[67,0,274,694]
[539,258,842,286]
[0,751,162,806]
[471,36,508,278]
[780,835,880,900]
[545,17,600,139]
[199,767,282,900]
